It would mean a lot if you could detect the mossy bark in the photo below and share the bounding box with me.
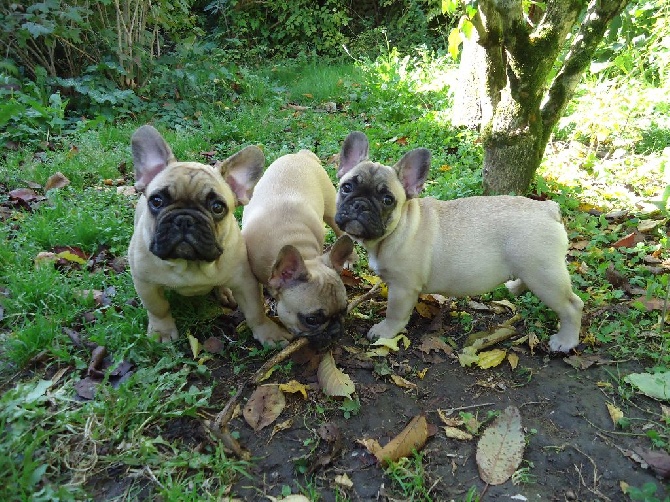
[455,0,628,195]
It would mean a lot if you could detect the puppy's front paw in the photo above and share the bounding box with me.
[147,315,179,343]
[367,320,403,341]
[252,321,294,347]
[214,286,238,308]
[548,331,578,353]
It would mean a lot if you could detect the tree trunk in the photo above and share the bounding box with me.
[456,0,628,195]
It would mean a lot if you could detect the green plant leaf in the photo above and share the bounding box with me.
[625,372,670,401]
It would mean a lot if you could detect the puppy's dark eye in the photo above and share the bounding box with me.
[382,194,395,206]
[340,183,353,195]
[148,194,165,210]
[302,312,326,327]
[209,199,226,215]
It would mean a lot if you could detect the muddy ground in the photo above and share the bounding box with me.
[136,293,669,502]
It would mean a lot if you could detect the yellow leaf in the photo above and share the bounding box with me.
[417,368,428,379]
[415,301,440,318]
[334,473,353,489]
[366,346,391,358]
[56,250,87,265]
[188,333,200,359]
[437,410,464,427]
[279,380,308,399]
[606,403,624,427]
[439,164,452,171]
[390,374,417,390]
[317,352,355,398]
[372,334,410,352]
[360,274,388,297]
[257,365,277,383]
[270,418,294,439]
[443,426,473,440]
[476,349,507,369]
[507,352,519,370]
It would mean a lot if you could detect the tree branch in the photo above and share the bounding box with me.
[541,0,628,135]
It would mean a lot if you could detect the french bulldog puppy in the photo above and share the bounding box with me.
[334,131,583,353]
[128,125,291,346]
[242,149,355,347]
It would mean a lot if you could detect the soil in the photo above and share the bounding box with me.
[147,295,669,502]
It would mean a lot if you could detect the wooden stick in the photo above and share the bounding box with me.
[347,282,382,314]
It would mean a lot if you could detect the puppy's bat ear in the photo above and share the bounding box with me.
[394,148,431,198]
[323,235,354,272]
[131,125,177,192]
[269,245,310,291]
[338,131,369,178]
[218,145,265,206]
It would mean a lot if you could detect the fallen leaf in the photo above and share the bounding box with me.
[374,414,430,466]
[476,406,525,485]
[476,349,507,369]
[188,333,200,359]
[625,372,670,401]
[507,352,519,370]
[243,384,286,431]
[443,426,473,440]
[417,368,428,379]
[203,337,224,353]
[270,418,293,439]
[372,334,410,352]
[44,171,70,191]
[638,219,663,233]
[279,379,309,399]
[334,473,353,489]
[634,447,670,478]
[415,301,440,318]
[317,352,355,398]
[317,423,341,443]
[612,232,644,248]
[418,335,453,355]
[605,403,623,428]
[437,410,464,427]
[458,346,480,367]
[390,374,417,390]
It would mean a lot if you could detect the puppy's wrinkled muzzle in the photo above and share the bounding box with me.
[151,209,223,261]
[305,315,345,351]
[335,201,385,240]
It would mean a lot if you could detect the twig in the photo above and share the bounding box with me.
[437,402,495,417]
[212,337,309,431]
[347,282,382,314]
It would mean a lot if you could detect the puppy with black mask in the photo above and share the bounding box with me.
[128,125,291,346]
[335,131,582,353]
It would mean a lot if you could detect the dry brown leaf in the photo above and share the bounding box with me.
[270,418,294,439]
[317,352,355,398]
[418,335,453,355]
[44,171,70,191]
[374,414,430,466]
[243,384,286,431]
[476,406,525,485]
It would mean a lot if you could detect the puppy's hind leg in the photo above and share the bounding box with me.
[520,265,583,353]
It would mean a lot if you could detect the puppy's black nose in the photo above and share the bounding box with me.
[352,199,371,212]
[174,214,195,231]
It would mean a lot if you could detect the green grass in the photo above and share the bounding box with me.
[1,47,669,499]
